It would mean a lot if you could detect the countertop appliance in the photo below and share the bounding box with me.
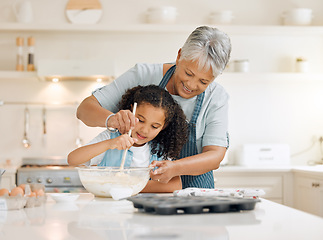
[16,157,86,193]
[237,144,290,166]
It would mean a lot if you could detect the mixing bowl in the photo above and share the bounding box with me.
[76,166,152,199]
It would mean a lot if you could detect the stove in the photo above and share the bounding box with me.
[16,157,86,193]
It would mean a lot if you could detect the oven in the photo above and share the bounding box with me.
[16,157,87,193]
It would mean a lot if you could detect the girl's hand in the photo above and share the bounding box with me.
[149,160,176,184]
[109,134,137,150]
[108,110,138,134]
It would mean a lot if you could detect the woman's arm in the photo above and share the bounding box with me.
[150,145,226,183]
[76,95,112,128]
[141,176,182,193]
[77,95,137,134]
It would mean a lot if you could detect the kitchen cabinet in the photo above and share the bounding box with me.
[0,170,16,189]
[214,167,293,206]
[294,171,323,217]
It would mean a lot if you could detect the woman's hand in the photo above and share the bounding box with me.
[109,134,137,150]
[108,110,138,134]
[149,160,177,184]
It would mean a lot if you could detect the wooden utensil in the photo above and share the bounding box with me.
[120,102,137,170]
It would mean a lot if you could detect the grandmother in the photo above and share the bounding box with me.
[77,26,232,189]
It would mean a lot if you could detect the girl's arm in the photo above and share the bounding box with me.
[140,176,182,193]
[67,135,137,166]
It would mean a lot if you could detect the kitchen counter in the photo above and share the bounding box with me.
[1,193,323,240]
[217,165,292,172]
[218,165,323,173]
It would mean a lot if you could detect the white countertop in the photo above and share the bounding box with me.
[217,165,323,174]
[1,193,323,240]
[217,165,292,172]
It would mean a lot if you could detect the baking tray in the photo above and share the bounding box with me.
[127,194,260,215]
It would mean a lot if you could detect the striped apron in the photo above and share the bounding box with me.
[159,65,215,189]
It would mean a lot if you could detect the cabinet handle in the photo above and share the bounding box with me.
[312,182,320,188]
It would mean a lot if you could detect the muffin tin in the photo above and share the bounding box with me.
[127,194,260,215]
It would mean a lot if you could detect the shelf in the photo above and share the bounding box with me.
[0,70,114,82]
[0,71,38,80]
[217,72,323,82]
[1,71,323,81]
[1,23,323,36]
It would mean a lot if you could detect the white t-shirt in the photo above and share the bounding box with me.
[86,130,150,167]
[93,63,230,152]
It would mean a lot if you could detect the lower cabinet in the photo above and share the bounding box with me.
[214,169,293,206]
[294,173,323,217]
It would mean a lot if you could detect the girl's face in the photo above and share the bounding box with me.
[173,51,214,99]
[131,103,166,146]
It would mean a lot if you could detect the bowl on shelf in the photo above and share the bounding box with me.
[209,10,234,25]
[145,6,177,24]
[282,8,313,26]
[76,166,152,200]
[50,193,80,203]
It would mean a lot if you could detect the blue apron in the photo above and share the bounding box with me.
[159,65,215,189]
[98,132,161,167]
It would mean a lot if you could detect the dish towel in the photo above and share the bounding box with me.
[173,188,266,199]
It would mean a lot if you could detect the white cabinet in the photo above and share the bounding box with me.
[294,172,323,217]
[214,168,293,206]
[0,171,16,189]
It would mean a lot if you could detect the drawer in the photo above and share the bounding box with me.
[296,176,323,189]
[214,175,283,199]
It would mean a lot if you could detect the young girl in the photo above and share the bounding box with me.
[68,85,188,192]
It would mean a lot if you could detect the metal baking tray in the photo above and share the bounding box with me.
[127,194,260,215]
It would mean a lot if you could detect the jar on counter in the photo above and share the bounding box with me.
[234,59,250,72]
[295,57,309,73]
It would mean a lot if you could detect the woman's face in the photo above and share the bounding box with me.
[174,52,214,99]
[131,103,166,146]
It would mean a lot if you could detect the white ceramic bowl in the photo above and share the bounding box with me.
[146,6,177,24]
[282,8,313,26]
[76,166,152,199]
[50,193,80,203]
[209,10,234,25]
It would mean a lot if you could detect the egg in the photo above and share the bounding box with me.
[0,188,10,196]
[35,189,45,196]
[10,186,24,197]
[18,184,26,191]
[28,192,36,197]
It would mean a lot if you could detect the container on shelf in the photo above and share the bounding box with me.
[295,57,309,73]
[16,37,24,71]
[209,10,234,25]
[27,37,35,71]
[145,6,177,24]
[233,59,250,73]
[282,8,313,26]
[12,0,33,23]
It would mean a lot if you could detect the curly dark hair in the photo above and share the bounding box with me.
[118,85,188,160]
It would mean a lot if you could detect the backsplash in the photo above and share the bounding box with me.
[0,0,323,166]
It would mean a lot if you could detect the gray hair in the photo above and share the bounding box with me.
[180,26,231,78]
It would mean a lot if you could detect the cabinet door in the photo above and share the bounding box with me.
[214,173,283,204]
[294,176,323,217]
[0,173,16,189]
